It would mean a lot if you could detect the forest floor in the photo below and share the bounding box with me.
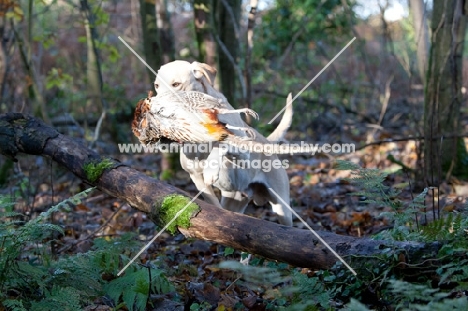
[4,122,468,310]
[3,95,468,309]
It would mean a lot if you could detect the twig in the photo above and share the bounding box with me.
[357,134,468,150]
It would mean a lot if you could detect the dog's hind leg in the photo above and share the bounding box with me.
[267,187,293,226]
[220,191,250,214]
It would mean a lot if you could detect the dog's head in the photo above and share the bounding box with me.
[154,60,218,95]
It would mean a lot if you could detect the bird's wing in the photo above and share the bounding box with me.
[182,91,224,111]
[145,95,230,143]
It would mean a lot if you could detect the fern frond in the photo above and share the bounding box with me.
[33,187,95,223]
[437,259,468,285]
[336,160,362,171]
[219,260,287,286]
[387,279,468,310]
[337,160,401,210]
[0,211,25,219]
[410,212,468,248]
[2,299,28,311]
[104,266,173,311]
[29,286,82,311]
[288,270,330,309]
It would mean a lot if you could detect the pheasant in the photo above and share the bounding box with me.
[132,91,162,146]
[132,90,258,146]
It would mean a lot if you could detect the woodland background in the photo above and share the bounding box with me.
[1,0,468,310]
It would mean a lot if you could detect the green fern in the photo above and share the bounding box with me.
[336,160,402,210]
[337,161,456,242]
[0,189,106,309]
[0,185,172,310]
[91,232,143,274]
[104,266,173,311]
[385,279,468,310]
[437,259,468,285]
[29,286,82,311]
[287,270,331,310]
[0,189,95,285]
[345,294,468,311]
[219,261,331,310]
[2,299,28,311]
[219,260,287,286]
[418,212,467,241]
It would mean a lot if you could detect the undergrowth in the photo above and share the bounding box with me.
[0,188,173,311]
[213,160,468,309]
[219,161,466,309]
[1,161,467,309]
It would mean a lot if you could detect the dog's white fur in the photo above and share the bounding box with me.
[154,60,293,226]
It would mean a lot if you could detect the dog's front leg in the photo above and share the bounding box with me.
[180,151,222,208]
[189,171,222,208]
[203,147,250,213]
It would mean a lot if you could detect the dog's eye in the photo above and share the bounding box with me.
[172,82,181,87]
[155,84,159,89]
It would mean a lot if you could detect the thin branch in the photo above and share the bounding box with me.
[356,133,468,150]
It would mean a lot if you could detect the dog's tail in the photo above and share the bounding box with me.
[267,93,293,142]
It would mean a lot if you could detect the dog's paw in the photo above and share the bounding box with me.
[240,253,251,265]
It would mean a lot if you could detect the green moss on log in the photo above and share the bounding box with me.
[83,158,114,182]
[160,195,200,234]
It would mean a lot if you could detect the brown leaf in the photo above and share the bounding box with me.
[188,282,220,305]
[218,294,239,309]
[75,203,90,212]
[242,295,257,308]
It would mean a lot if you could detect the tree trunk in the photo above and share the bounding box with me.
[408,0,429,83]
[0,9,6,99]
[12,2,50,124]
[0,113,444,272]
[193,0,217,68]
[215,0,241,105]
[139,0,161,78]
[424,0,468,187]
[139,0,177,180]
[155,0,177,179]
[156,0,175,63]
[80,0,106,145]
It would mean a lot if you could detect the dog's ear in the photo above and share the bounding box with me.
[191,61,217,86]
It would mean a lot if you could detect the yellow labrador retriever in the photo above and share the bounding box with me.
[154,60,293,226]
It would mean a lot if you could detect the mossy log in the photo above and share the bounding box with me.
[0,113,442,272]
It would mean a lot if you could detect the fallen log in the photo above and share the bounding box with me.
[0,113,441,271]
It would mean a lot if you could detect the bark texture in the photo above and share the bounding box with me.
[424,0,468,185]
[194,0,217,68]
[215,0,241,105]
[408,0,429,82]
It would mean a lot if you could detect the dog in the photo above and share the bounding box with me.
[154,60,293,226]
